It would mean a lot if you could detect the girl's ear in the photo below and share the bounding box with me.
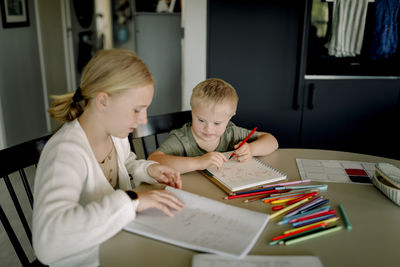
[95,92,109,113]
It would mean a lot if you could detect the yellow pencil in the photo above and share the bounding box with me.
[269,198,310,219]
[270,197,297,204]
[283,217,340,234]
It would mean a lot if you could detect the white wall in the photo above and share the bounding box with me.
[181,0,207,110]
[0,0,48,148]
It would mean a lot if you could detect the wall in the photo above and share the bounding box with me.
[0,0,48,148]
[181,0,207,110]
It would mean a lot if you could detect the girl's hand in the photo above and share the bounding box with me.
[147,164,182,189]
[198,152,228,170]
[233,142,252,162]
[136,189,184,216]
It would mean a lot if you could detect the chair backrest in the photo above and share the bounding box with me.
[129,110,192,159]
[0,134,51,266]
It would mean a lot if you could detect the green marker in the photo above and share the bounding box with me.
[338,204,352,231]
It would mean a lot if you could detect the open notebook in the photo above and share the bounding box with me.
[201,152,287,194]
[124,187,269,258]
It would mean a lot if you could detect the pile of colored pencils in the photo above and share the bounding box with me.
[223,179,352,245]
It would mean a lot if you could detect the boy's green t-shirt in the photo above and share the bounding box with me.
[157,121,258,157]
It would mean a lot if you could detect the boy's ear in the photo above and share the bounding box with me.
[95,92,109,112]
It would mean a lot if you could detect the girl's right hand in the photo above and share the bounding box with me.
[136,189,184,216]
[198,152,228,170]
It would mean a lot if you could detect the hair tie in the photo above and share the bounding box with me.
[72,87,84,103]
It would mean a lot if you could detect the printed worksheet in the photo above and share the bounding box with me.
[192,254,324,267]
[124,187,269,258]
[296,158,376,184]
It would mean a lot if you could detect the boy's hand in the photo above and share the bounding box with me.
[233,142,252,162]
[198,152,228,170]
[136,189,184,216]
[147,164,182,189]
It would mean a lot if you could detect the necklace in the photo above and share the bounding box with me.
[99,141,119,188]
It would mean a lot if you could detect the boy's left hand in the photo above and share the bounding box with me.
[233,142,252,162]
[147,164,182,189]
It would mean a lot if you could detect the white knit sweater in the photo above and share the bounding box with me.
[32,120,157,266]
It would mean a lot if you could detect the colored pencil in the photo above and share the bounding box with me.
[229,127,257,159]
[276,226,329,245]
[286,192,319,205]
[289,209,336,223]
[300,199,330,213]
[263,179,312,188]
[277,206,331,225]
[292,214,338,228]
[270,197,298,204]
[271,222,327,241]
[233,186,277,195]
[243,194,268,203]
[275,184,328,191]
[263,189,319,203]
[224,189,278,199]
[338,204,352,231]
[283,225,343,245]
[269,198,310,219]
[284,217,339,234]
[268,188,319,197]
[283,196,324,218]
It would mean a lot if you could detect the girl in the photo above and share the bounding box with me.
[32,49,184,266]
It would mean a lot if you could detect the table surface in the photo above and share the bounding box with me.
[100,149,400,267]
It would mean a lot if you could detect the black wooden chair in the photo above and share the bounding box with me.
[129,110,192,159]
[0,134,51,266]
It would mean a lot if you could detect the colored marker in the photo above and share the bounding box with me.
[229,127,257,159]
[338,204,352,231]
[283,225,343,245]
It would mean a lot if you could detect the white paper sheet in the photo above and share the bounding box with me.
[192,254,324,267]
[124,187,269,258]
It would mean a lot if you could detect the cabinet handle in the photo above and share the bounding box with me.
[307,83,315,110]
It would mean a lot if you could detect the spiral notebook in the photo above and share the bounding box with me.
[200,152,287,194]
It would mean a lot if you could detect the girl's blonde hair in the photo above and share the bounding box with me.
[190,78,238,113]
[49,49,153,122]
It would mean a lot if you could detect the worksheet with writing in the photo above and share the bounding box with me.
[124,187,269,258]
[192,254,323,267]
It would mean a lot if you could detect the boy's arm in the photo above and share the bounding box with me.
[248,132,279,156]
[148,151,227,174]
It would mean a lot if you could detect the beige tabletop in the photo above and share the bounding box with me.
[100,149,400,267]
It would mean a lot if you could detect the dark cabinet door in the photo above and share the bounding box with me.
[301,79,400,158]
[207,0,305,148]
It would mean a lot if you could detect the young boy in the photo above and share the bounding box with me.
[148,78,278,173]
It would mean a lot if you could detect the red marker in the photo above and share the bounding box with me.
[229,127,258,159]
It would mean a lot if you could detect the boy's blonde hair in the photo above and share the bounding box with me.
[190,78,238,114]
[49,49,153,122]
